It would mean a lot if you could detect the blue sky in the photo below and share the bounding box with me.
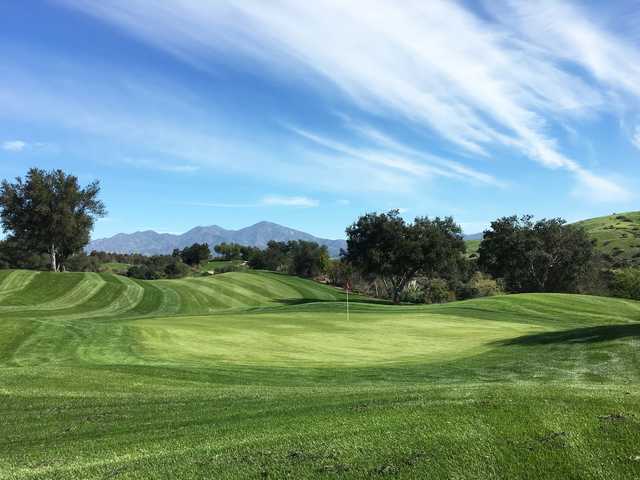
[1,1,639,240]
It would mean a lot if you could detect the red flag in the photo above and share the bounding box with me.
[345,279,352,292]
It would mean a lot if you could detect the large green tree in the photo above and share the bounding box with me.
[0,168,106,272]
[345,210,465,303]
[477,215,595,293]
[289,240,329,278]
[180,242,211,266]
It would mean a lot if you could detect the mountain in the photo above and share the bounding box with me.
[463,232,483,241]
[88,221,347,256]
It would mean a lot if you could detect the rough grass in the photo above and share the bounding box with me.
[576,210,640,266]
[199,259,245,273]
[101,262,131,274]
[465,239,480,258]
[1,270,640,479]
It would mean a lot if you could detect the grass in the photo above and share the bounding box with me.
[465,239,480,258]
[101,262,131,274]
[1,269,640,479]
[575,211,640,266]
[199,259,245,273]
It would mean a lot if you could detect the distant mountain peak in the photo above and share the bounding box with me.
[88,221,346,256]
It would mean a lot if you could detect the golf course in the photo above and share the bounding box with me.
[1,269,639,479]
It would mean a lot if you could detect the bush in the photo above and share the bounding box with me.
[213,263,247,274]
[471,272,504,297]
[453,273,503,300]
[126,265,161,280]
[66,253,102,272]
[423,278,451,304]
[164,260,190,278]
[610,268,640,300]
[400,282,427,303]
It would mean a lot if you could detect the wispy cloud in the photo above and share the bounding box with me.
[182,195,319,208]
[632,125,640,152]
[57,0,634,202]
[2,140,27,152]
[261,195,319,207]
[123,157,200,173]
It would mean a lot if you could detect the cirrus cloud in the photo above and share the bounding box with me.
[2,140,27,152]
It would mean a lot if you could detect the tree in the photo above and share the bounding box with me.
[345,210,465,303]
[180,243,210,266]
[289,240,329,278]
[0,168,106,272]
[610,267,640,300]
[477,215,595,293]
[214,242,243,260]
[164,259,190,278]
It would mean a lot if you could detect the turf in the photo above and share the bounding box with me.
[1,270,640,479]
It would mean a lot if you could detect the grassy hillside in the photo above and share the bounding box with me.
[465,211,640,264]
[575,211,640,266]
[465,239,480,258]
[1,270,640,479]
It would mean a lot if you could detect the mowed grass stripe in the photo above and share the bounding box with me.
[218,272,315,305]
[64,274,146,320]
[187,277,276,308]
[261,271,339,301]
[158,279,234,312]
[0,272,105,311]
[125,281,178,317]
[0,270,39,301]
[44,274,144,321]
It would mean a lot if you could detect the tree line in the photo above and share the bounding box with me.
[1,168,638,302]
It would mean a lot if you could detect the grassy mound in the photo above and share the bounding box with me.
[1,270,639,479]
[574,211,640,266]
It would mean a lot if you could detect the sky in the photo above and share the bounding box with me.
[1,1,639,240]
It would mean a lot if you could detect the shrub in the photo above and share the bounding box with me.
[423,278,451,304]
[471,272,504,297]
[214,263,247,274]
[454,273,503,300]
[66,253,102,272]
[126,265,161,280]
[400,282,426,304]
[164,260,190,278]
[610,268,640,300]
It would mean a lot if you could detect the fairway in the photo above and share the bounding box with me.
[1,270,640,479]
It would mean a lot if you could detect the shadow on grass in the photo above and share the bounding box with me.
[497,323,640,346]
[274,297,392,306]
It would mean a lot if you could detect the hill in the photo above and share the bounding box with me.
[1,270,640,478]
[575,211,640,266]
[464,211,640,263]
[87,221,346,256]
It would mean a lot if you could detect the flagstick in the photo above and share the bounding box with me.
[346,286,349,322]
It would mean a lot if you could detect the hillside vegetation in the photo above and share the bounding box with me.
[1,270,640,479]
[575,211,640,267]
[465,211,640,264]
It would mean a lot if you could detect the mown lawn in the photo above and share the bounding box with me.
[1,270,639,479]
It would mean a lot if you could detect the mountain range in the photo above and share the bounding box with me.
[87,221,349,256]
